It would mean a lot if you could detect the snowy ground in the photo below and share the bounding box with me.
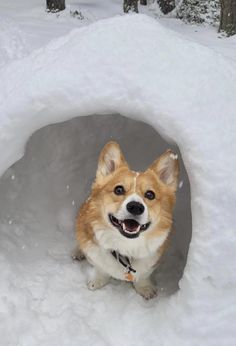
[0,1,236,345]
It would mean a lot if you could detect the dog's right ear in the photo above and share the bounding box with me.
[96,142,128,180]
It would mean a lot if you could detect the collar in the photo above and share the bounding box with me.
[111,250,136,282]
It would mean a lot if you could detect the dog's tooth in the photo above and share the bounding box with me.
[137,225,141,232]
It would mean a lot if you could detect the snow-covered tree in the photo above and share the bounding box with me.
[219,0,236,36]
[177,0,220,25]
[46,0,65,12]
[123,0,139,13]
[158,0,175,14]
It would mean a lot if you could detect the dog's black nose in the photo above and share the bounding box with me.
[126,201,145,216]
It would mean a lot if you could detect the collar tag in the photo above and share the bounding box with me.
[124,271,135,282]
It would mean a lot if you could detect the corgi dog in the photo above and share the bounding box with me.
[73,141,179,299]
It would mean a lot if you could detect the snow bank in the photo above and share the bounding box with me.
[0,14,236,345]
[0,17,29,68]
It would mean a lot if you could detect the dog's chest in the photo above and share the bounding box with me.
[86,244,161,282]
[94,227,168,259]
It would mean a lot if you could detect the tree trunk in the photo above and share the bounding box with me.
[140,0,147,5]
[123,0,139,13]
[158,0,175,14]
[46,0,65,12]
[219,0,236,36]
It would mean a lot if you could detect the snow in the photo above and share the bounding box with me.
[0,1,236,345]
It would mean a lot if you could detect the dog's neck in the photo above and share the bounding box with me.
[111,250,136,282]
[111,250,136,273]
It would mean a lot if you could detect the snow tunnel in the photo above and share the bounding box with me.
[0,14,235,346]
[0,113,192,295]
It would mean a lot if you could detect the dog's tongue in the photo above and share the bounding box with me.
[123,219,140,233]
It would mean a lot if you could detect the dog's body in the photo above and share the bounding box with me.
[74,142,179,299]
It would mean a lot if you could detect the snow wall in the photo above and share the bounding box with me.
[0,14,236,346]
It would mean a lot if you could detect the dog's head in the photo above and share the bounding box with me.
[90,141,179,247]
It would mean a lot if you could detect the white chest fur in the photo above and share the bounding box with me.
[85,228,169,282]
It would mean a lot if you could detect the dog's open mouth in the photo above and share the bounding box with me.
[109,214,151,239]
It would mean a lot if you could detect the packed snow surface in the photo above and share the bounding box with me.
[0,2,236,346]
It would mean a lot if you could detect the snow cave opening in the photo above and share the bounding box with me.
[0,114,192,296]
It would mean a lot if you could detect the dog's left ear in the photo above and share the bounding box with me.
[149,150,179,190]
[96,141,128,180]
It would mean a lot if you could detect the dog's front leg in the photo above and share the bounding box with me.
[87,269,110,291]
[133,276,157,300]
[71,244,85,261]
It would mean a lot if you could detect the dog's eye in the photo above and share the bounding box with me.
[145,190,155,200]
[114,185,125,195]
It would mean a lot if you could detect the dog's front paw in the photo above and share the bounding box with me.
[71,246,85,261]
[87,272,110,291]
[134,280,158,300]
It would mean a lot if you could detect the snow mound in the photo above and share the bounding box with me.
[0,14,236,345]
[0,17,29,68]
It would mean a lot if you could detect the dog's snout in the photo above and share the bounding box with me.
[126,201,144,216]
